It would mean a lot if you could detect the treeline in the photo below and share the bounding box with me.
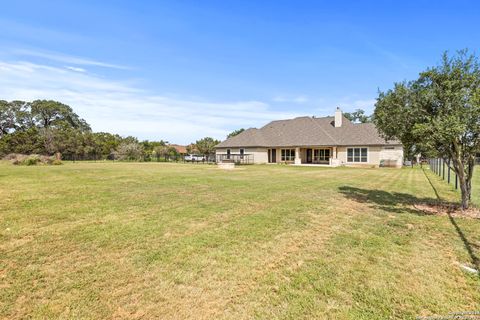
[0,99,219,161]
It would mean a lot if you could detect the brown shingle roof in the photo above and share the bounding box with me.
[216,116,400,148]
[169,144,187,154]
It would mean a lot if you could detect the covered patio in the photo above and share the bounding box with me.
[267,147,342,166]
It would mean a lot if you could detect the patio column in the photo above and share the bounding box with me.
[294,147,301,165]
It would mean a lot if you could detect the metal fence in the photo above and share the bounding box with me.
[60,153,255,165]
[215,154,254,165]
[428,158,460,190]
[61,153,217,164]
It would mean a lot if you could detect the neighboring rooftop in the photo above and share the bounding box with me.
[216,114,400,148]
[169,144,187,154]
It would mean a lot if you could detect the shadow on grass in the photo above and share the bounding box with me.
[422,168,480,276]
[338,169,479,278]
[338,185,438,215]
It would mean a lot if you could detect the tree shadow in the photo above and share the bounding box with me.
[422,168,480,275]
[338,169,480,278]
[338,185,439,215]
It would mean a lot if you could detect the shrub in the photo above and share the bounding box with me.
[23,155,41,166]
[115,142,144,161]
[4,153,62,166]
[52,159,63,165]
[3,153,22,161]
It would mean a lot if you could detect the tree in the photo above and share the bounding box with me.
[115,142,144,161]
[227,128,245,138]
[344,109,372,123]
[154,145,169,160]
[186,143,198,154]
[0,100,17,137]
[0,98,173,161]
[374,50,480,209]
[30,100,91,131]
[195,137,220,158]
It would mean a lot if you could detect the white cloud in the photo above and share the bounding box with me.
[12,49,130,70]
[0,60,299,144]
[272,95,309,104]
[351,99,377,111]
[65,66,87,73]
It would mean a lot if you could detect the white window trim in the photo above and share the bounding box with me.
[313,148,331,162]
[281,148,296,162]
[346,147,369,163]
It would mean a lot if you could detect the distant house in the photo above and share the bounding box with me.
[215,108,403,167]
[169,144,187,155]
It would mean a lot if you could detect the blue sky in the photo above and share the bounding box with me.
[0,0,479,144]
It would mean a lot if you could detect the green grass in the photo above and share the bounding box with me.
[473,167,480,206]
[0,162,479,319]
[427,163,480,207]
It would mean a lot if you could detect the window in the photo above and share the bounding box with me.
[239,148,245,159]
[313,148,331,162]
[347,147,368,163]
[226,149,231,159]
[281,149,295,161]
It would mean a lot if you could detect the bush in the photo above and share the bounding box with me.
[23,155,41,166]
[4,153,62,166]
[52,159,63,165]
[114,142,144,161]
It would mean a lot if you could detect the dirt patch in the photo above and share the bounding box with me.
[413,203,480,219]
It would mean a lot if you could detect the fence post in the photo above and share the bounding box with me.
[442,159,445,180]
[447,159,451,184]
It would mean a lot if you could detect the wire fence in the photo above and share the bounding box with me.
[428,158,460,190]
[61,152,254,165]
[427,157,480,190]
[60,153,255,165]
[60,153,217,164]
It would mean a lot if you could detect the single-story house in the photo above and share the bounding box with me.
[215,108,403,167]
[169,144,187,155]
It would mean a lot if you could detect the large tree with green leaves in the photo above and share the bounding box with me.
[344,109,372,123]
[227,128,245,138]
[30,100,91,131]
[195,137,220,158]
[374,50,480,209]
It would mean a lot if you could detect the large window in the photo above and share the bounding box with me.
[226,149,231,159]
[313,148,330,162]
[281,149,295,161]
[239,148,245,159]
[347,147,368,163]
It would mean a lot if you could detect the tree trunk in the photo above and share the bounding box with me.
[451,154,472,210]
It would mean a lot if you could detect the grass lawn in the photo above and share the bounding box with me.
[473,167,480,206]
[1,162,479,319]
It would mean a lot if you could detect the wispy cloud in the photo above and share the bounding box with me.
[351,99,376,110]
[0,60,299,143]
[12,49,130,70]
[272,95,309,104]
[65,66,87,73]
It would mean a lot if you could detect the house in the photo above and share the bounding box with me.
[169,144,187,155]
[215,108,403,167]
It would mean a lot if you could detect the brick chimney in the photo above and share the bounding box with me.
[334,107,342,127]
